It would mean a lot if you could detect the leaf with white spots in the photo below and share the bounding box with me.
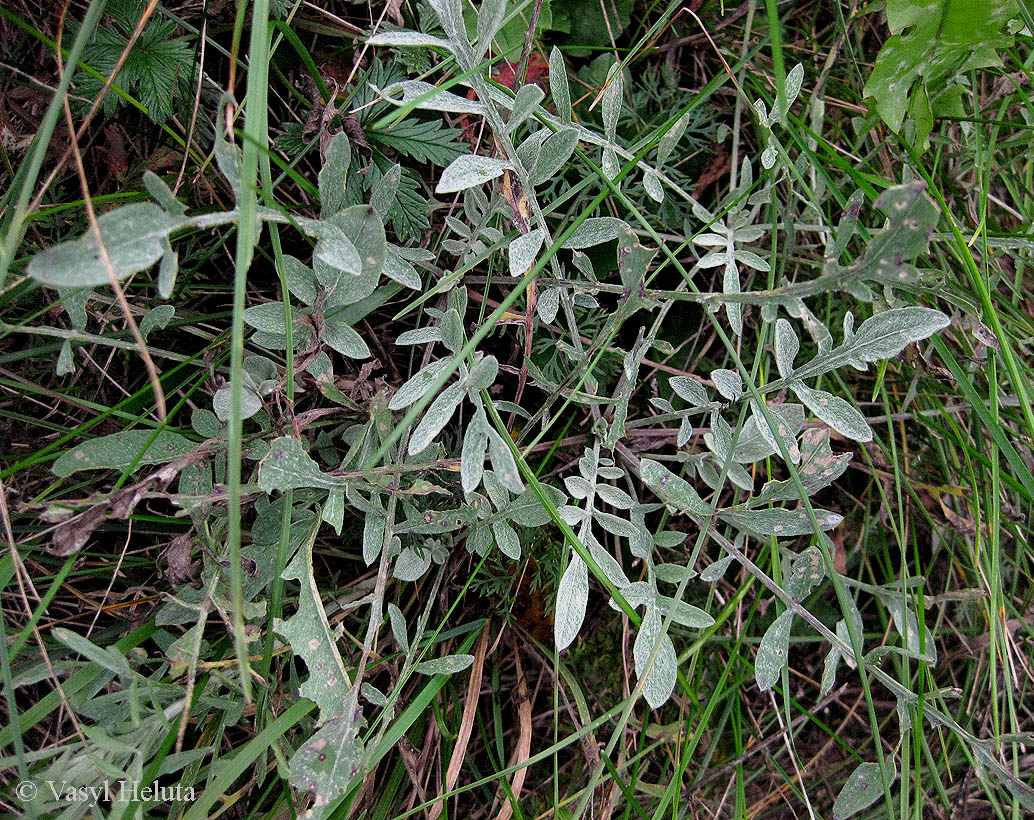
[52,430,196,477]
[719,506,842,537]
[755,609,794,691]
[792,382,871,442]
[639,458,711,518]
[833,761,893,819]
[752,428,851,504]
[259,437,344,492]
[785,545,825,602]
[275,517,350,722]
[774,318,799,379]
[289,709,363,820]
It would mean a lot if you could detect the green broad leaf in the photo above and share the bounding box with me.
[634,605,678,708]
[719,506,842,536]
[435,154,512,194]
[284,256,319,306]
[318,206,386,309]
[415,654,475,675]
[319,131,351,218]
[27,204,187,289]
[833,761,893,819]
[639,459,711,518]
[383,247,422,290]
[555,553,588,651]
[143,170,187,217]
[863,0,1018,144]
[549,46,572,121]
[52,429,196,477]
[276,515,351,723]
[755,609,794,691]
[321,314,371,359]
[289,710,364,820]
[258,437,344,492]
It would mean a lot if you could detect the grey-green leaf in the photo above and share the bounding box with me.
[755,609,794,691]
[549,47,571,121]
[720,506,842,536]
[258,436,343,492]
[791,382,872,442]
[408,381,465,454]
[833,762,890,819]
[27,204,186,289]
[322,315,371,359]
[639,459,711,518]
[555,553,588,651]
[436,155,512,194]
[389,359,452,411]
[319,131,351,218]
[415,654,475,675]
[52,429,196,477]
